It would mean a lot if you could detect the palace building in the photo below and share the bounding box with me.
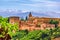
[9,12,60,31]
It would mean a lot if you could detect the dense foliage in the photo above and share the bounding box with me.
[0,17,18,40]
[11,27,60,40]
[49,20,59,28]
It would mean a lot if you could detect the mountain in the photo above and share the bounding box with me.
[0,10,60,18]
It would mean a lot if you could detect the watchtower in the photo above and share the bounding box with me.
[9,16,20,24]
[29,12,32,18]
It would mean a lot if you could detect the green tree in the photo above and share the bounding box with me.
[25,16,28,20]
[49,20,59,28]
[21,17,25,21]
[0,17,18,40]
[12,30,28,40]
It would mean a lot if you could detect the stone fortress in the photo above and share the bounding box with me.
[9,12,60,31]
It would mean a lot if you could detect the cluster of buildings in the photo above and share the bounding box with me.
[9,12,60,31]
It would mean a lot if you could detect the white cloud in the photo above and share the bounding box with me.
[19,0,60,13]
[20,0,60,7]
[29,0,60,7]
[20,3,41,7]
[21,10,30,13]
[2,0,19,1]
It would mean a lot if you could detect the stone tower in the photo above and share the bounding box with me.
[9,16,20,24]
[29,12,32,18]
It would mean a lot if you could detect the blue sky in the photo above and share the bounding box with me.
[0,0,60,12]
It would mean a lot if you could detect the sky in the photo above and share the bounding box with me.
[0,0,60,18]
[0,0,60,12]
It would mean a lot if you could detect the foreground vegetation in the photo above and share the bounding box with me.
[0,17,60,40]
[12,27,60,40]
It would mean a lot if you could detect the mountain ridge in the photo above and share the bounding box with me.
[0,10,60,18]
